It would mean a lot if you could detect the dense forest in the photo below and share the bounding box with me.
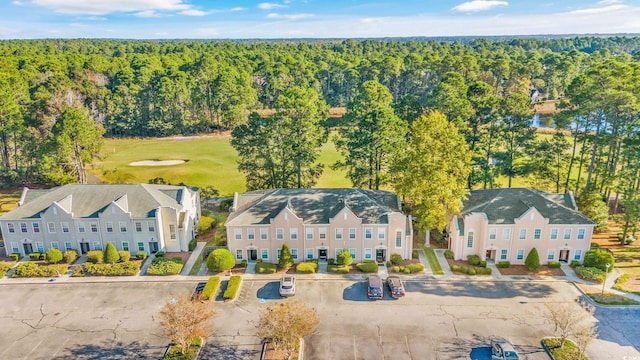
[1,37,640,235]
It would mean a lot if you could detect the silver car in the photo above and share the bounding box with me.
[279,275,296,297]
[490,337,520,360]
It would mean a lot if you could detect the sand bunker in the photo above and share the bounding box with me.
[129,160,186,166]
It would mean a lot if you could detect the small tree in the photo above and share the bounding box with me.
[574,321,598,358]
[159,295,216,355]
[256,301,319,359]
[206,248,235,272]
[104,242,120,264]
[583,249,615,272]
[337,249,353,266]
[279,244,294,269]
[525,248,540,271]
[46,248,63,264]
[543,302,595,348]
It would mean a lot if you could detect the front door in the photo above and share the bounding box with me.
[559,250,570,262]
[248,249,257,261]
[485,250,496,262]
[23,243,33,255]
[80,242,90,255]
[149,241,159,253]
[318,249,328,261]
[376,249,386,263]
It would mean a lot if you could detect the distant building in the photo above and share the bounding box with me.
[448,188,595,265]
[0,184,200,256]
[226,188,413,264]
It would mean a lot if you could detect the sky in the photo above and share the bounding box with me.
[1,0,640,39]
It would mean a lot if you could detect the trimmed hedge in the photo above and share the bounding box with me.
[81,261,141,276]
[356,261,379,273]
[406,263,425,273]
[201,276,221,300]
[63,250,78,264]
[29,253,40,261]
[223,275,242,300]
[412,250,419,259]
[136,251,148,260]
[206,248,235,272]
[570,260,580,268]
[525,248,540,271]
[10,253,20,261]
[12,262,68,277]
[467,254,481,266]
[86,250,104,264]
[147,257,184,275]
[444,249,454,259]
[450,264,492,275]
[104,242,120,264]
[46,248,63,264]
[255,262,277,274]
[118,250,131,262]
[337,249,354,266]
[155,251,165,258]
[0,262,14,278]
[548,261,561,269]
[188,238,197,251]
[498,261,510,268]
[296,261,318,274]
[574,266,605,283]
[391,253,403,266]
[584,249,615,272]
[327,264,350,274]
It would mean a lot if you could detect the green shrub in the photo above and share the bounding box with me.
[81,261,141,276]
[327,265,350,274]
[146,257,184,275]
[240,259,247,268]
[574,266,605,283]
[498,261,510,268]
[29,253,40,261]
[356,261,379,273]
[10,253,20,261]
[479,261,487,268]
[197,216,214,235]
[548,261,561,269]
[188,238,197,251]
[386,261,392,267]
[584,249,615,272]
[104,242,120,264]
[460,266,469,274]
[137,251,148,260]
[206,248,235,272]
[296,261,318,274]
[327,258,335,265]
[46,248,63,264]
[256,258,262,263]
[412,250,419,259]
[87,250,104,264]
[451,264,461,272]
[0,262,13,278]
[200,276,221,300]
[39,253,46,260]
[391,253,403,266]
[525,248,540,271]
[255,262,277,274]
[570,260,580,268]
[278,244,294,269]
[155,251,165,257]
[118,250,131,262]
[403,267,411,274]
[363,259,376,264]
[467,267,477,275]
[223,275,241,300]
[63,250,77,264]
[12,262,69,277]
[392,266,400,273]
[336,249,353,266]
[444,249,454,259]
[407,263,425,273]
[467,254,481,266]
[482,267,492,275]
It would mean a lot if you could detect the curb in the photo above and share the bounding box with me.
[570,281,640,309]
[540,337,556,360]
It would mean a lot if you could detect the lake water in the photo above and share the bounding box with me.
[531,113,555,128]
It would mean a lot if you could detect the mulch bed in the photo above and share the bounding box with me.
[208,264,247,276]
[496,265,565,277]
[164,251,191,264]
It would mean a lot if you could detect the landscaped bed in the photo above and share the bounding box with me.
[542,337,588,360]
[496,265,565,277]
[446,259,492,276]
[576,283,640,305]
[0,261,15,277]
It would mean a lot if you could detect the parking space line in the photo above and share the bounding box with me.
[24,338,44,360]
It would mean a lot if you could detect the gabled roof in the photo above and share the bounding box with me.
[460,188,595,225]
[1,184,195,220]
[227,188,401,225]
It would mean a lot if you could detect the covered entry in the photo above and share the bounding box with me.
[485,249,496,262]
[318,248,328,261]
[22,242,33,255]
[376,248,386,263]
[248,248,258,261]
[559,249,570,262]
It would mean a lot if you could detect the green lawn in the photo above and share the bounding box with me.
[611,247,640,276]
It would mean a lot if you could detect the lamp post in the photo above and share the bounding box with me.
[601,263,611,296]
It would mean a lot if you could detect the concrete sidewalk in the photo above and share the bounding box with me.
[434,249,453,279]
[417,249,434,276]
[180,242,206,276]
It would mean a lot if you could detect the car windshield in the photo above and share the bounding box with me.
[504,351,519,359]
[282,284,293,289]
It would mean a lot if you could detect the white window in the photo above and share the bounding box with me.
[500,249,508,261]
[91,222,98,233]
[489,228,497,240]
[261,249,269,260]
[137,242,145,251]
[290,228,298,240]
[122,241,129,251]
[550,228,558,240]
[7,223,15,233]
[260,228,268,240]
[247,228,255,240]
[335,248,342,258]
[119,222,127,233]
[61,222,69,233]
[64,242,72,251]
[574,249,582,261]
[519,229,526,240]
[349,248,356,259]
[77,222,85,233]
[349,228,356,240]
[20,222,27,233]
[467,231,474,248]
[135,222,142,232]
[335,228,343,240]
[276,228,284,240]
[563,229,572,240]
[291,248,298,260]
[548,250,555,261]
[93,241,102,251]
[377,228,386,240]
[319,228,327,240]
[365,228,373,240]
[306,228,313,240]
[502,228,511,240]
[36,242,44,252]
[395,231,402,247]
[51,242,59,249]
[47,222,55,233]
[516,249,525,260]
[11,242,19,253]
[148,222,155,232]
[534,229,541,240]
[236,249,243,260]
[306,248,314,260]
[277,249,282,259]
[169,224,176,240]
[577,228,585,240]
[234,228,242,240]
[365,248,372,259]
[106,222,113,233]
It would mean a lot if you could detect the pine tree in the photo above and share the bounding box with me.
[279,244,294,269]
[525,248,540,271]
[104,242,120,264]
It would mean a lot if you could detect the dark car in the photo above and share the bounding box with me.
[191,282,207,301]
[386,276,405,298]
[367,275,383,300]
[490,337,520,360]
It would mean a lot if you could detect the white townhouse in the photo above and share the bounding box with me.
[0,184,200,256]
[225,188,413,264]
[448,188,596,265]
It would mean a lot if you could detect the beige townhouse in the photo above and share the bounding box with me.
[225,188,413,264]
[448,188,595,265]
[0,184,200,256]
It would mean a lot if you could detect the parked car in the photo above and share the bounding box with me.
[367,275,384,300]
[490,337,519,360]
[386,276,405,298]
[191,282,207,301]
[279,275,296,297]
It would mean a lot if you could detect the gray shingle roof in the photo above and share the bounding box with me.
[227,188,401,225]
[460,188,595,225]
[1,184,193,219]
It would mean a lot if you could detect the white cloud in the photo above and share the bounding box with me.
[598,0,622,3]
[134,10,161,17]
[267,12,313,20]
[230,7,246,12]
[179,9,207,16]
[568,4,627,15]
[258,2,286,10]
[30,0,192,15]
[452,1,508,12]
[12,1,25,6]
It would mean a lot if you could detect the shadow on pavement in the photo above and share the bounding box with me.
[52,340,164,360]
[343,281,370,301]
[405,280,556,299]
[469,346,492,360]
[256,281,281,300]
[215,279,228,301]
[590,297,640,353]
[200,342,261,360]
